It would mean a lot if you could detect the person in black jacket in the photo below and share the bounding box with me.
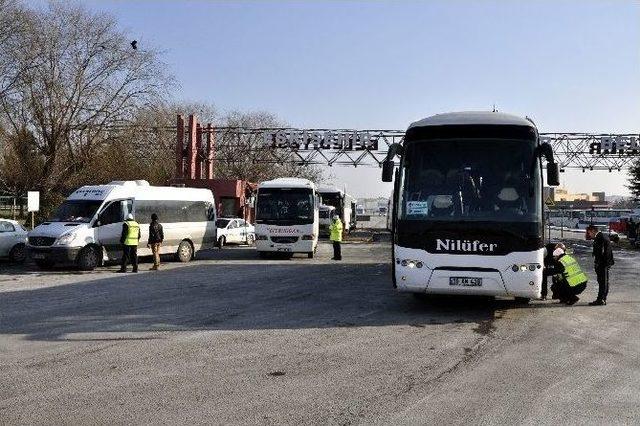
[148,213,164,271]
[586,225,614,306]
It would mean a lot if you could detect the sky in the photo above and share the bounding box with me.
[76,0,639,199]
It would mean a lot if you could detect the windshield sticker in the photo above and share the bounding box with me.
[406,201,429,215]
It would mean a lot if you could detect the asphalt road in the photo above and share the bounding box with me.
[1,241,639,425]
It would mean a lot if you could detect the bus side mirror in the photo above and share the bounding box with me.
[382,160,394,182]
[547,162,560,186]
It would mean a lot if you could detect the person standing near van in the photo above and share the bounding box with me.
[148,213,164,270]
[119,213,140,273]
[586,225,614,306]
[329,214,343,261]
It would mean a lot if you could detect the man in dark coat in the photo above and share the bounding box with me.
[148,213,164,270]
[586,225,614,306]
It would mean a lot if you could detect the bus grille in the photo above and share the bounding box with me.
[28,236,56,247]
[271,236,299,244]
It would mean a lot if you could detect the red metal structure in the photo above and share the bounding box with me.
[171,114,256,223]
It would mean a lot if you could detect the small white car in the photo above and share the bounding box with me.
[216,218,255,247]
[0,219,28,263]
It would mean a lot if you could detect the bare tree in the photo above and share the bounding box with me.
[0,2,172,206]
[0,0,35,99]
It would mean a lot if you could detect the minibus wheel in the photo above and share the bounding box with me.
[176,240,193,262]
[77,246,99,271]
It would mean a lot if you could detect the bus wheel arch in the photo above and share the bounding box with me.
[176,239,194,262]
[77,244,101,271]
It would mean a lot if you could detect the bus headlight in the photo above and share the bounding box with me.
[255,234,268,240]
[512,263,541,272]
[400,259,424,268]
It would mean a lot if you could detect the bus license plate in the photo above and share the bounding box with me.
[32,253,45,260]
[449,277,482,287]
[276,247,291,252]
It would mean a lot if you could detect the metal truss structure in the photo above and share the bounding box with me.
[194,127,640,171]
[136,115,639,175]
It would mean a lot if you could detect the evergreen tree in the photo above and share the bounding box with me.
[628,159,640,202]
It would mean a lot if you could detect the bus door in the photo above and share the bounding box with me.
[96,199,133,258]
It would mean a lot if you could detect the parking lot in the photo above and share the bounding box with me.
[1,239,640,424]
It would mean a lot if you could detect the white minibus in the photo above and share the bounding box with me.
[27,180,216,270]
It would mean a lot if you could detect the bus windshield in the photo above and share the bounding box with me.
[400,139,540,223]
[257,188,314,224]
[50,200,103,223]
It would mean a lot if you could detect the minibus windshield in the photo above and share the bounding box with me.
[49,200,103,223]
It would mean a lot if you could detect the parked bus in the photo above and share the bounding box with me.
[577,209,633,229]
[255,178,319,258]
[545,209,585,228]
[318,204,336,237]
[382,112,560,301]
[27,180,216,270]
[317,185,357,232]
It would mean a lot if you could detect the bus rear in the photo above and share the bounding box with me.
[382,112,560,301]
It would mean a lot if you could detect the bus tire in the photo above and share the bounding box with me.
[77,246,99,271]
[176,240,193,262]
[514,297,530,304]
[218,236,226,249]
[9,243,26,263]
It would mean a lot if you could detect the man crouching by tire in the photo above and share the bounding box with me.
[118,213,140,273]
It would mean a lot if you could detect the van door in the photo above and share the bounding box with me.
[96,199,132,259]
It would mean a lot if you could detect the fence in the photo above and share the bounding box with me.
[0,195,27,219]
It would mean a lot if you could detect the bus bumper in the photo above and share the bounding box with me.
[256,239,315,254]
[394,246,544,299]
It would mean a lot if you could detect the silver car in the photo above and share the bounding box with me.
[0,219,28,263]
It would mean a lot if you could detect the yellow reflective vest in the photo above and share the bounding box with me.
[124,220,140,246]
[329,218,343,242]
[557,254,588,287]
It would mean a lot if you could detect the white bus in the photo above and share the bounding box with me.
[382,112,560,302]
[317,185,357,232]
[27,180,216,270]
[318,204,336,237]
[546,209,585,228]
[255,178,319,258]
[577,209,633,229]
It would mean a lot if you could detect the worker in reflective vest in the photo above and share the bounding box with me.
[118,213,141,273]
[548,246,588,305]
[329,215,343,261]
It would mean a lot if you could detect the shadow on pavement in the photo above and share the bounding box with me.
[0,259,519,342]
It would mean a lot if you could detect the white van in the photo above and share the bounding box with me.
[255,178,319,258]
[27,180,216,270]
